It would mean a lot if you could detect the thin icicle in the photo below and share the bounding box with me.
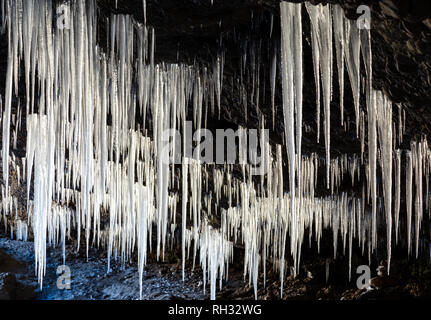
[181,159,189,281]
[333,5,345,124]
[368,89,378,251]
[280,1,303,283]
[270,45,277,130]
[394,149,401,244]
[3,15,13,214]
[406,151,413,257]
[345,19,361,137]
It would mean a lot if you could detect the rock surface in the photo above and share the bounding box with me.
[0,273,17,300]
[0,235,206,300]
[1,232,431,300]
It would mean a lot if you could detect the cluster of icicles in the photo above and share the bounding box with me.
[0,0,430,300]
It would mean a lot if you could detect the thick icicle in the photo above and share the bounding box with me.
[280,1,303,280]
[306,3,333,188]
[345,19,361,137]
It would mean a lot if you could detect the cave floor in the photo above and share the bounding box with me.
[1,234,430,300]
[0,236,207,300]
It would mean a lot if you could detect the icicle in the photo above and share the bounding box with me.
[292,3,303,202]
[306,3,333,188]
[143,0,146,25]
[394,149,401,244]
[181,158,189,281]
[280,1,302,282]
[398,104,403,144]
[307,5,321,144]
[3,15,13,214]
[270,45,277,130]
[412,141,423,258]
[376,91,393,273]
[368,89,378,251]
[406,151,413,257]
[345,18,361,137]
[4,0,430,301]
[361,26,372,105]
[28,114,54,288]
[333,5,345,124]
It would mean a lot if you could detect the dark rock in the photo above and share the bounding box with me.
[423,18,431,30]
[0,273,17,300]
[370,276,399,289]
[379,1,400,20]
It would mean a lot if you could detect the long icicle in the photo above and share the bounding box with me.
[280,1,297,290]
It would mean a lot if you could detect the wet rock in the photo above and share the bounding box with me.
[316,286,335,299]
[0,249,26,273]
[370,276,399,289]
[340,288,363,300]
[158,268,168,276]
[423,18,431,30]
[356,286,411,300]
[403,282,422,296]
[379,1,401,19]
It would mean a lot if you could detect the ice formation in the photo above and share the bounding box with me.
[0,0,430,300]
[305,3,333,188]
